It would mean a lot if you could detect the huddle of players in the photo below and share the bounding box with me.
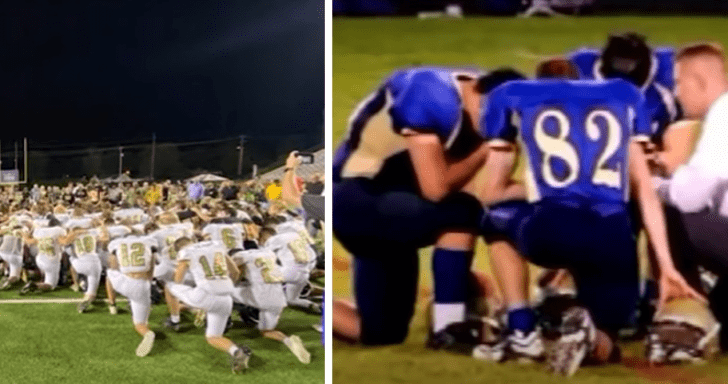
[0,200,323,374]
[332,33,720,376]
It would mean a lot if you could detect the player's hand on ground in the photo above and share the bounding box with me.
[658,268,707,311]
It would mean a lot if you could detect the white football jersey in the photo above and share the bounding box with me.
[64,217,93,230]
[32,226,67,257]
[178,241,234,295]
[202,223,244,250]
[113,208,148,224]
[71,229,100,257]
[105,225,133,240]
[151,226,192,263]
[0,228,25,255]
[108,235,157,274]
[232,249,284,286]
[265,232,315,267]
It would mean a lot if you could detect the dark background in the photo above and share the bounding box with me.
[1,0,324,183]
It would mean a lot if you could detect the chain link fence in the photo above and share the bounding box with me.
[0,133,323,185]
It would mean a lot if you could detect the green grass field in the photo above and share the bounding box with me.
[333,16,728,384]
[0,281,324,384]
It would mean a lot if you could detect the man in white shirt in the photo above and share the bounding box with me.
[656,42,728,349]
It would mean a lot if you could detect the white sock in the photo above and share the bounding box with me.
[283,337,293,347]
[171,315,180,323]
[432,303,465,333]
[228,345,239,356]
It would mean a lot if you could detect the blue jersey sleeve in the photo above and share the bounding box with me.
[388,71,461,139]
[480,84,517,145]
[630,87,652,140]
[653,47,675,90]
[569,48,600,79]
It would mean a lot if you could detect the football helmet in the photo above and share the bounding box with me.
[646,298,721,364]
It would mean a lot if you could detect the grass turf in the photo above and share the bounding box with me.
[0,282,324,384]
[332,16,728,384]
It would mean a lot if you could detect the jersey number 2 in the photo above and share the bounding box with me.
[534,109,622,189]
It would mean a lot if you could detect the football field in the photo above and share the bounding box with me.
[0,281,324,384]
[333,16,728,384]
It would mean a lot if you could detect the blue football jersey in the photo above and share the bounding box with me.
[569,47,680,145]
[481,79,651,204]
[333,67,484,190]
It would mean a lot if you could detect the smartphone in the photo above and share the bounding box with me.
[296,152,314,164]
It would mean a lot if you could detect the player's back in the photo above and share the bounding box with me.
[233,248,284,285]
[203,223,243,250]
[109,235,156,274]
[483,79,650,205]
[33,226,66,256]
[151,227,188,263]
[333,67,484,191]
[180,241,234,295]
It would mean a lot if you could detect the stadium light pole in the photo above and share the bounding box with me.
[237,135,245,177]
[118,146,124,177]
[150,132,156,180]
[23,138,27,184]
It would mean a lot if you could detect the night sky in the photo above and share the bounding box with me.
[1,0,324,149]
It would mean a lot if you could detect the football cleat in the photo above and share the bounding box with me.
[234,303,260,327]
[135,331,156,357]
[164,317,180,332]
[109,304,118,315]
[312,324,323,333]
[77,300,93,314]
[287,335,311,364]
[70,283,80,292]
[646,298,721,365]
[547,307,596,377]
[19,281,37,295]
[230,345,253,373]
[427,320,486,355]
[474,329,545,364]
[0,278,19,291]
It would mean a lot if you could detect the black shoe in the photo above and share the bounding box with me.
[234,303,260,327]
[426,320,486,354]
[164,317,181,332]
[19,281,37,295]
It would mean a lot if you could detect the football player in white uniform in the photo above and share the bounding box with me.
[107,233,159,357]
[230,244,311,364]
[148,222,194,330]
[0,221,29,290]
[20,217,70,294]
[260,227,319,313]
[168,238,253,373]
[102,221,133,314]
[202,222,245,251]
[67,225,109,313]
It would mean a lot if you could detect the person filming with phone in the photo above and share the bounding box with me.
[281,151,324,222]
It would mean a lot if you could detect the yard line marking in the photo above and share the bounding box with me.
[0,298,127,304]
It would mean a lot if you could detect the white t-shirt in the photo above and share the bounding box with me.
[0,228,26,255]
[108,235,157,274]
[668,92,728,213]
[113,208,148,224]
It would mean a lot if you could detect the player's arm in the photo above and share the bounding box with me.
[225,255,241,283]
[629,141,704,307]
[651,120,700,176]
[406,133,489,202]
[21,231,37,245]
[174,260,190,283]
[479,144,525,204]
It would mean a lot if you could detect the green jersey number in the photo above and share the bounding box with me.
[119,243,146,267]
[74,235,96,255]
[199,252,228,279]
[221,228,238,249]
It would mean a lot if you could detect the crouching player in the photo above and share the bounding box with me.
[20,217,69,294]
[230,243,311,364]
[67,225,109,313]
[260,226,320,313]
[168,238,253,374]
[476,78,702,375]
[107,233,159,357]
